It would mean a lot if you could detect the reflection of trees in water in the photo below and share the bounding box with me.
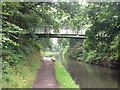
[65,60,118,88]
[84,63,118,82]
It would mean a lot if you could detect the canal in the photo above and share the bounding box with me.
[64,60,119,88]
[52,53,119,88]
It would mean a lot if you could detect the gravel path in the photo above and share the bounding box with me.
[33,58,59,88]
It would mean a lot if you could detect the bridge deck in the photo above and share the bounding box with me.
[29,34,86,39]
[1,32,86,39]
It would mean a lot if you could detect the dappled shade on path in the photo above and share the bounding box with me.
[33,57,59,88]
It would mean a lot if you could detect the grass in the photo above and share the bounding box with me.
[2,52,42,88]
[55,61,79,88]
[44,51,60,57]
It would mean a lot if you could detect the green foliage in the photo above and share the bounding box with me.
[58,2,89,31]
[62,46,70,57]
[2,33,44,87]
[58,38,69,49]
[109,35,119,61]
[2,2,90,34]
[2,2,55,88]
[2,52,41,88]
[83,2,119,63]
[61,2,119,69]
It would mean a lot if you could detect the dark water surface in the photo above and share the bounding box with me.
[63,60,119,88]
[54,54,119,88]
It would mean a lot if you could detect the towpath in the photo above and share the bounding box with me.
[33,57,59,88]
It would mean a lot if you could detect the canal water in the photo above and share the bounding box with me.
[53,54,119,88]
[62,59,119,88]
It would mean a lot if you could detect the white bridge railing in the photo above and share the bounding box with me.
[35,26,87,35]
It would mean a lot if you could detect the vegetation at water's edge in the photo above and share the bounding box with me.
[55,61,79,88]
[59,3,120,70]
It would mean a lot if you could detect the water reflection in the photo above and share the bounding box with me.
[63,60,119,88]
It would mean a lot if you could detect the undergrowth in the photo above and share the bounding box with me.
[2,34,44,88]
[2,52,42,88]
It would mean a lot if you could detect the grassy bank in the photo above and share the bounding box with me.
[44,51,60,57]
[2,52,42,88]
[55,61,79,88]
